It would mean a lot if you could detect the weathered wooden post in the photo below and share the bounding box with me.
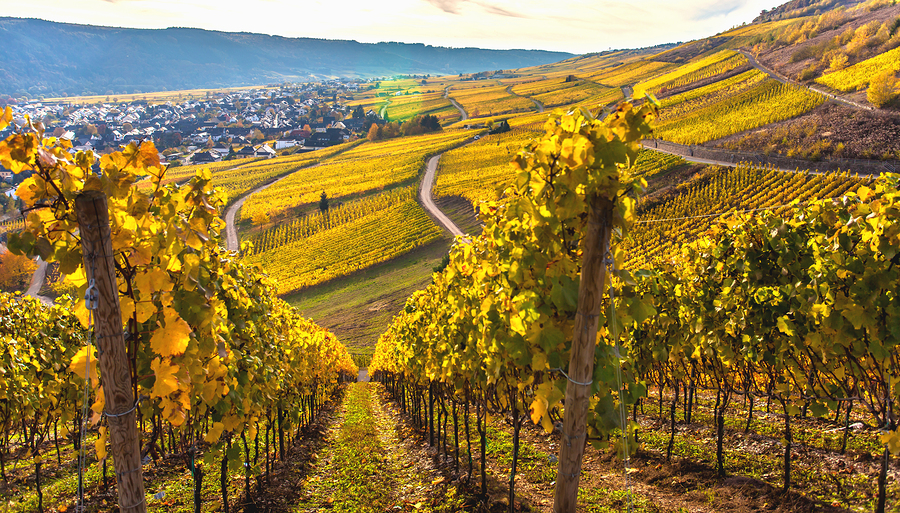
[75,190,147,513]
[553,193,614,513]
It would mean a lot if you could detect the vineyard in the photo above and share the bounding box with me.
[587,60,678,87]
[136,143,358,205]
[3,6,900,511]
[624,164,867,268]
[433,128,541,205]
[244,186,444,295]
[0,110,358,512]
[385,91,460,124]
[240,130,473,223]
[653,71,825,145]
[370,105,900,513]
[448,85,538,119]
[633,50,749,97]
[815,45,900,92]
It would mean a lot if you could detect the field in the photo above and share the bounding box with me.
[815,45,900,92]
[448,84,537,118]
[384,91,460,123]
[653,71,825,144]
[240,130,473,222]
[42,85,276,105]
[244,187,443,294]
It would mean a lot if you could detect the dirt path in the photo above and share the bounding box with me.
[445,87,468,121]
[737,49,874,111]
[420,155,465,238]
[292,383,451,512]
[224,171,302,252]
[25,258,53,306]
[643,142,809,174]
[505,85,544,113]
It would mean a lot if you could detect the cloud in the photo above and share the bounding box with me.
[473,1,527,18]
[423,0,526,17]
[423,0,465,14]
[685,0,747,21]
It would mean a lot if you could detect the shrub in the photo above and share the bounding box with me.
[867,71,898,108]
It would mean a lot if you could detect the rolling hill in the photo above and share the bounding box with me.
[0,17,573,97]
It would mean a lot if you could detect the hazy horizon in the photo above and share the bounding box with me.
[0,0,781,54]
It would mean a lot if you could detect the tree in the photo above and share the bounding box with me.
[367,123,380,142]
[251,129,265,142]
[868,71,897,108]
[0,252,37,293]
[318,191,330,213]
[353,106,365,119]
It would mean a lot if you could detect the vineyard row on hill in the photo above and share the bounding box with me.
[244,189,444,295]
[0,110,357,512]
[371,105,899,512]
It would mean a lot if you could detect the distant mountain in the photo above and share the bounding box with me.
[0,18,574,97]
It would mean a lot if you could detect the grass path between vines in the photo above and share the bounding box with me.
[293,382,466,512]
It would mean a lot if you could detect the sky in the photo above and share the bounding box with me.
[0,0,781,54]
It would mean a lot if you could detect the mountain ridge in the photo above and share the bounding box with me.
[0,17,574,97]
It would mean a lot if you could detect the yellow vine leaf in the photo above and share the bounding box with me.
[91,386,105,426]
[95,426,108,460]
[150,307,192,357]
[205,422,225,443]
[68,345,99,384]
[0,105,11,130]
[151,358,181,397]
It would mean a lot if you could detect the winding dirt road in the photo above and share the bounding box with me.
[420,155,465,238]
[737,49,873,111]
[444,87,468,121]
[506,85,544,113]
[225,172,301,252]
[643,142,819,175]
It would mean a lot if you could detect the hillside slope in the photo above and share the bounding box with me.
[0,17,573,97]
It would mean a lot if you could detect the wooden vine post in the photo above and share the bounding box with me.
[75,190,147,513]
[553,193,614,513]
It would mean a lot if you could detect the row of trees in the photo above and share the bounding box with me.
[367,114,443,141]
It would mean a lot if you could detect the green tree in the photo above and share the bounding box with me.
[318,191,330,213]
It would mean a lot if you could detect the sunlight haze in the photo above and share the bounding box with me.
[0,0,780,53]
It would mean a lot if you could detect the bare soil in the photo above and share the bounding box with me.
[715,102,900,160]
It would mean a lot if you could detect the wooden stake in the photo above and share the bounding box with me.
[75,190,147,513]
[552,194,613,513]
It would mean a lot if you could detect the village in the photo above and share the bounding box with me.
[0,79,383,182]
